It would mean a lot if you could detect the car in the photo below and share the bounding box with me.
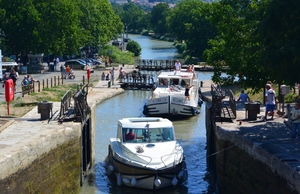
[88,58,102,65]
[64,60,86,70]
[77,59,92,67]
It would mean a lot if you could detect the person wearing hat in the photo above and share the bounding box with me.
[291,100,300,143]
[264,84,276,120]
[237,90,250,103]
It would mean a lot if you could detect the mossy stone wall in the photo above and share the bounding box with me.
[0,137,81,194]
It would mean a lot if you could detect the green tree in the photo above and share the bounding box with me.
[126,40,141,56]
[118,3,145,33]
[258,0,300,87]
[150,3,170,35]
[167,0,217,60]
[204,0,265,90]
[0,0,40,55]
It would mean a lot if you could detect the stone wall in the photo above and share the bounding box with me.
[214,136,295,194]
[0,137,81,194]
[206,106,297,194]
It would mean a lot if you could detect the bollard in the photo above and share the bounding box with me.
[200,81,203,87]
[108,80,111,88]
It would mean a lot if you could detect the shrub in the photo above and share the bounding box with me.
[126,41,141,56]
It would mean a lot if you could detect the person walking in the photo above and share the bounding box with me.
[264,84,276,120]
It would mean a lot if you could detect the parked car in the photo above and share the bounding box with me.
[77,59,92,67]
[64,60,86,70]
[88,58,102,65]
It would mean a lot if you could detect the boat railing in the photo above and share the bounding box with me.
[112,144,153,166]
[160,151,182,167]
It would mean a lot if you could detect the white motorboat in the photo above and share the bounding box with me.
[105,117,188,190]
[143,70,202,117]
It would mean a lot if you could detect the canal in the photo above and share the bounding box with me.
[80,34,216,194]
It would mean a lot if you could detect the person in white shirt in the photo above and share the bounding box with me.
[264,84,276,120]
[174,60,181,71]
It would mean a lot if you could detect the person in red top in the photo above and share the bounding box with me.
[125,129,135,140]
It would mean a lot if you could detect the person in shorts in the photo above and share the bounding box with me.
[264,84,276,120]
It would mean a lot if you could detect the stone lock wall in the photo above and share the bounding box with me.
[0,137,81,194]
[214,137,295,194]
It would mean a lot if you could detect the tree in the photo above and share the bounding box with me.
[126,40,141,56]
[167,0,217,60]
[204,0,265,90]
[258,0,300,87]
[150,3,170,35]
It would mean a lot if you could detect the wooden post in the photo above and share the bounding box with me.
[51,78,53,87]
[47,79,48,88]
[58,76,60,86]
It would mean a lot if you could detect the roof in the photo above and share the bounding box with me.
[118,117,173,128]
[157,71,194,79]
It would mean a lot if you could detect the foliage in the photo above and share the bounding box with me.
[99,45,135,64]
[150,3,170,36]
[258,0,300,88]
[113,3,146,34]
[126,40,141,56]
[167,0,217,60]
[0,0,123,57]
[204,0,300,93]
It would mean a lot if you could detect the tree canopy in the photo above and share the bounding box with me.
[0,0,123,57]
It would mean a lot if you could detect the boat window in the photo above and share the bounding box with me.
[122,127,174,143]
[159,78,168,86]
[171,79,179,85]
[181,79,189,87]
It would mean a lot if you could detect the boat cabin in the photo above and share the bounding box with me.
[157,71,196,88]
[117,118,175,143]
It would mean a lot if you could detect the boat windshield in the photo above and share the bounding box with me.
[122,127,175,143]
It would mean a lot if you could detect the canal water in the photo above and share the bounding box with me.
[80,35,217,194]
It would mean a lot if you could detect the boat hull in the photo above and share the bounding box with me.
[143,96,200,117]
[105,145,188,190]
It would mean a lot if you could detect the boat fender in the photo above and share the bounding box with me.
[182,170,188,182]
[195,109,200,115]
[122,177,130,184]
[172,176,178,186]
[117,173,122,186]
[131,177,137,186]
[143,105,148,115]
[178,170,184,178]
[107,165,114,175]
[191,107,195,115]
[154,177,161,187]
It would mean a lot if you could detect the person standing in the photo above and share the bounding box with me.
[110,67,115,85]
[185,83,194,101]
[237,90,250,103]
[9,69,18,92]
[174,60,181,71]
[291,100,300,143]
[265,84,276,120]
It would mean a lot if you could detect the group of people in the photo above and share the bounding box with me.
[237,81,300,143]
[237,81,276,121]
[1,69,19,91]
[21,74,37,86]
[60,65,73,79]
[100,66,126,84]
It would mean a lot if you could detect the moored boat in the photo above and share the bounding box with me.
[105,117,188,190]
[143,70,202,117]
